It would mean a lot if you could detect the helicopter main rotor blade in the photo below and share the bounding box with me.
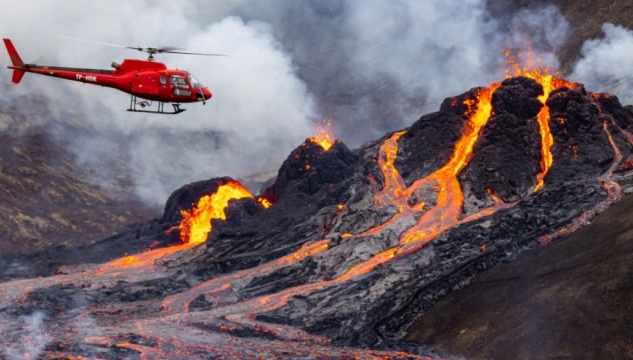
[53,35,139,50]
[155,46,185,52]
[53,36,229,57]
[160,50,230,57]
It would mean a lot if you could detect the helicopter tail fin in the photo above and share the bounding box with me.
[3,39,24,67]
[3,39,26,84]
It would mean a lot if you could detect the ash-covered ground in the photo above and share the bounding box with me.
[1,75,633,359]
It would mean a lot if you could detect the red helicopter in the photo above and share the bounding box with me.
[3,37,224,114]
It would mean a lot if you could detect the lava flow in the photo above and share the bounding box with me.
[357,84,505,249]
[166,83,515,326]
[396,84,503,251]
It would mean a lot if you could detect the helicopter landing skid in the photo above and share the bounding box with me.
[127,95,186,115]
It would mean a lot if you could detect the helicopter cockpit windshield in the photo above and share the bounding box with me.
[188,75,204,89]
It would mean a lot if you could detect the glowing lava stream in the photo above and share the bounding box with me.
[0,181,263,309]
[108,323,431,360]
[13,190,260,307]
[357,84,509,247]
[179,180,254,245]
[521,73,571,191]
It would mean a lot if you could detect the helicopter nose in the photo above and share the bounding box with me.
[202,88,212,100]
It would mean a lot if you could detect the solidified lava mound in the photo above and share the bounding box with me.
[2,76,633,358]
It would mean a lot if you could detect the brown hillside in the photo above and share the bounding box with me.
[0,95,159,255]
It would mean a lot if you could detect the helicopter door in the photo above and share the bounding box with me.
[169,75,191,97]
[132,75,159,95]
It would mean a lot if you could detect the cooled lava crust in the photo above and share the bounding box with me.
[2,76,633,358]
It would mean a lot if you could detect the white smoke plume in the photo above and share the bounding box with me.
[346,0,501,111]
[505,5,569,71]
[71,295,102,340]
[230,1,571,143]
[572,23,633,105]
[508,5,569,52]
[2,312,51,359]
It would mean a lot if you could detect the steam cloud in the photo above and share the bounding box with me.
[505,5,569,69]
[0,0,595,207]
[572,23,633,105]
[2,312,51,359]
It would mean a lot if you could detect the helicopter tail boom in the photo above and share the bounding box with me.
[3,38,26,84]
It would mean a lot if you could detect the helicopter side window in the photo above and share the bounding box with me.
[188,75,204,89]
[173,88,192,96]
[170,75,188,87]
[160,74,167,86]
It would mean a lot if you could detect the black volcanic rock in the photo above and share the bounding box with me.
[459,76,544,213]
[248,81,633,351]
[395,88,480,186]
[263,139,364,203]
[546,83,633,186]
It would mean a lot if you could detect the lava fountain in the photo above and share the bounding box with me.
[179,180,254,245]
[309,120,335,151]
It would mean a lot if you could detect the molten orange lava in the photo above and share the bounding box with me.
[257,197,272,209]
[336,247,398,281]
[179,181,253,245]
[505,49,570,191]
[309,120,335,150]
[100,244,198,271]
[161,239,331,313]
[452,85,501,174]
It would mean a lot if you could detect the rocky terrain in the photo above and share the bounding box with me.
[1,74,632,358]
[0,95,158,256]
